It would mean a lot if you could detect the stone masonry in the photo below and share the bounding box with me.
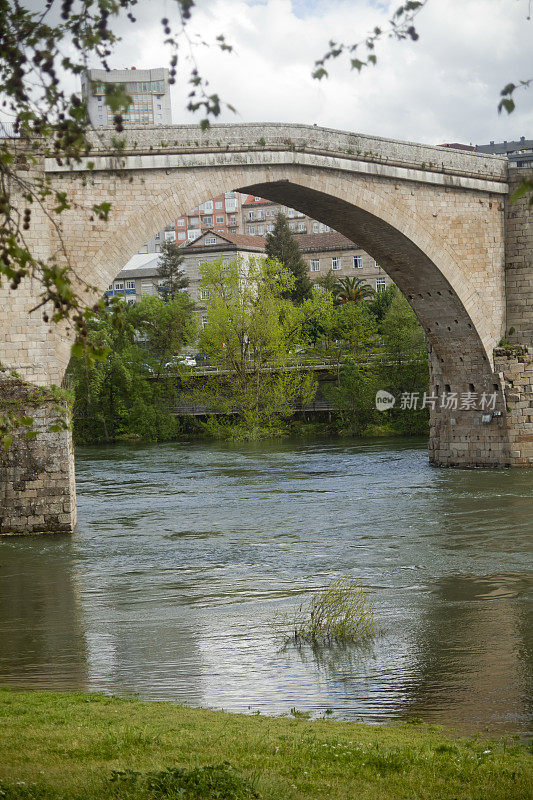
[0,123,532,532]
[0,376,76,534]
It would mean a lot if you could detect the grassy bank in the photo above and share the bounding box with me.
[0,690,531,800]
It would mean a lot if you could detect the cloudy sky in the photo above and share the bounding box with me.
[89,0,533,146]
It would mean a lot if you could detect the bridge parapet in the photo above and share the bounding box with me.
[43,122,508,184]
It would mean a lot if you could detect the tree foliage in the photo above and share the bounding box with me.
[197,255,317,431]
[68,295,195,443]
[265,213,312,304]
[157,240,189,301]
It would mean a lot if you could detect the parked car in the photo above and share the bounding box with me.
[165,355,196,369]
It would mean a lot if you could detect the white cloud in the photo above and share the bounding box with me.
[101,0,533,145]
[17,0,522,146]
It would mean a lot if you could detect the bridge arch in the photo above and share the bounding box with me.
[84,163,498,391]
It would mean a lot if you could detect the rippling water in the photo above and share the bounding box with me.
[1,437,532,734]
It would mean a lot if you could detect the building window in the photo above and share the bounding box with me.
[289,222,296,231]
[310,259,320,272]
[353,256,363,269]
[247,211,254,220]
[215,201,223,209]
[267,224,274,233]
[205,236,217,245]
[257,210,263,220]
[297,222,306,232]
[324,225,330,232]
[331,257,341,270]
[125,280,135,289]
[257,224,264,235]
[313,223,319,233]
[201,315,208,328]
[203,201,213,212]
[254,196,261,202]
[203,216,213,226]
[216,215,224,224]
[164,231,176,242]
[287,208,295,218]
[200,289,210,300]
[229,216,236,225]
[107,285,113,291]
[177,218,185,227]
[114,281,124,290]
[248,225,255,234]
[177,232,186,240]
[376,277,386,292]
[374,259,381,270]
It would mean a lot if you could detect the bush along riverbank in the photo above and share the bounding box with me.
[0,689,531,800]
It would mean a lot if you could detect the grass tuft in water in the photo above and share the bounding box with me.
[278,578,377,646]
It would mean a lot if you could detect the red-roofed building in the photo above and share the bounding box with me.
[115,227,393,312]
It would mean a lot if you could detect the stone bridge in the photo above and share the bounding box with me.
[1,123,532,534]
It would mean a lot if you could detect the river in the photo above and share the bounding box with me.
[1,437,531,735]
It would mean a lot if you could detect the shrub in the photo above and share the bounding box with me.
[279,577,377,646]
[109,763,259,799]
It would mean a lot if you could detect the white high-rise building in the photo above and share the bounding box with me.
[81,67,172,127]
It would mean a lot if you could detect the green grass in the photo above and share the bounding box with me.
[0,689,531,800]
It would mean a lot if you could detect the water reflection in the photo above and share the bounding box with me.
[0,438,531,734]
[0,536,87,688]
[403,572,533,731]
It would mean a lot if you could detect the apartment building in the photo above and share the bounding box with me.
[173,192,242,244]
[81,67,172,127]
[241,195,331,237]
[112,229,392,313]
[475,136,533,167]
[298,232,392,292]
[137,192,243,254]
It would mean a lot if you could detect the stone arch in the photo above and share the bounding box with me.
[83,164,497,387]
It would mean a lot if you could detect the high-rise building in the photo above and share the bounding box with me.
[81,67,172,127]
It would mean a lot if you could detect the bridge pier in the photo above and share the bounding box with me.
[428,356,511,467]
[0,377,76,535]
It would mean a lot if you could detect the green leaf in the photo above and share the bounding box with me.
[92,202,111,221]
[103,83,133,113]
[500,83,516,96]
[498,97,515,114]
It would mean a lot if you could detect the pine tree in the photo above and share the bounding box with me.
[157,240,190,301]
[265,213,313,304]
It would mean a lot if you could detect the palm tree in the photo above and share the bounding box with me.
[333,276,375,305]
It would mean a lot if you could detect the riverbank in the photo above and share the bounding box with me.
[0,689,530,799]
